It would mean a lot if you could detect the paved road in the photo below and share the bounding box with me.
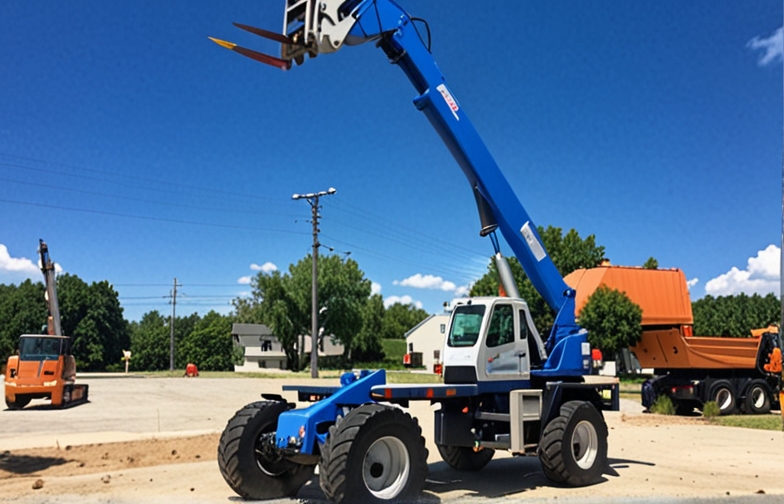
[2,374,783,504]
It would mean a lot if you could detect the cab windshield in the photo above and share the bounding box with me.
[19,337,63,361]
[447,305,485,347]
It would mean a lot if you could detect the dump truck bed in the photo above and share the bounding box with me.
[632,328,761,370]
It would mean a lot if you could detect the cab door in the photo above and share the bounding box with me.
[479,302,530,381]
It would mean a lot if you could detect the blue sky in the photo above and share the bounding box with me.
[1,0,781,322]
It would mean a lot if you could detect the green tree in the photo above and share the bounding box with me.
[354,294,386,362]
[578,285,643,355]
[58,275,129,371]
[643,257,658,269]
[178,311,235,371]
[381,302,428,340]
[129,311,170,371]
[233,253,374,367]
[0,280,46,365]
[173,312,202,369]
[470,226,605,337]
[692,293,779,337]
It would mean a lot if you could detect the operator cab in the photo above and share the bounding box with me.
[18,335,68,362]
[441,298,546,384]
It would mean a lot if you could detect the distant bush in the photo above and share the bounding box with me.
[650,395,675,415]
[702,401,720,418]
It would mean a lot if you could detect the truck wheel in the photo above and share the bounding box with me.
[743,381,771,415]
[218,400,314,499]
[319,404,428,503]
[538,400,607,487]
[709,380,737,415]
[5,395,31,410]
[436,444,494,471]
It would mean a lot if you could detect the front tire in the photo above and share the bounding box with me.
[5,394,31,410]
[538,400,607,487]
[319,404,428,503]
[436,444,494,471]
[218,400,315,499]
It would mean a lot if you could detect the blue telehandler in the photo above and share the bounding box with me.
[210,1,619,502]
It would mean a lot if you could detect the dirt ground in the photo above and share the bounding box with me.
[1,375,783,504]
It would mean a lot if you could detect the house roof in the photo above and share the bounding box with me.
[231,323,273,337]
[405,313,448,339]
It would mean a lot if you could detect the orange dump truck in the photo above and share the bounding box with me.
[564,266,781,415]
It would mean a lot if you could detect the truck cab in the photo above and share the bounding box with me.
[442,298,546,384]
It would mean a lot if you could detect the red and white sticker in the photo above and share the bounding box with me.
[437,84,460,121]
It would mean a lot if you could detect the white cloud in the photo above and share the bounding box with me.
[686,278,699,289]
[748,27,783,66]
[384,295,423,309]
[393,273,457,291]
[371,282,382,295]
[704,245,780,297]
[237,276,252,285]
[0,244,39,275]
[250,262,277,273]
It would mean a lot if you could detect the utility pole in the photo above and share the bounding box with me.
[293,187,336,378]
[169,278,181,371]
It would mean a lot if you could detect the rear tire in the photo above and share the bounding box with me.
[5,395,31,410]
[708,380,737,416]
[743,381,771,415]
[436,444,494,471]
[319,404,428,503]
[218,400,315,499]
[538,400,607,487]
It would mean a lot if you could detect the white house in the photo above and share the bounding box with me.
[232,323,287,371]
[404,313,450,372]
[232,323,345,372]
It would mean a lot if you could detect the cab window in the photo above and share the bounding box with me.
[447,305,485,347]
[19,337,62,361]
[486,304,514,348]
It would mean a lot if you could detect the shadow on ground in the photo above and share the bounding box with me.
[285,455,656,503]
[0,452,69,475]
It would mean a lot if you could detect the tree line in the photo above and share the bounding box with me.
[0,256,428,372]
[1,227,779,371]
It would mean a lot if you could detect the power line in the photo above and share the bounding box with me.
[0,197,309,235]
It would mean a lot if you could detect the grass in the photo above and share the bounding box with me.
[709,414,783,431]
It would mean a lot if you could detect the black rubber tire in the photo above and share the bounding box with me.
[319,404,428,503]
[436,444,494,471]
[708,380,737,416]
[218,400,315,499]
[743,380,771,415]
[538,400,608,487]
[5,395,31,410]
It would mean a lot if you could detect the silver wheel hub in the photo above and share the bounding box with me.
[363,436,410,499]
[571,420,598,470]
[715,388,732,410]
[751,387,766,409]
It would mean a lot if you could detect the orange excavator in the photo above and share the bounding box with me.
[4,240,88,410]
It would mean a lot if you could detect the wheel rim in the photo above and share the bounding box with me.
[362,435,410,499]
[751,387,766,409]
[571,420,599,470]
[715,388,732,410]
